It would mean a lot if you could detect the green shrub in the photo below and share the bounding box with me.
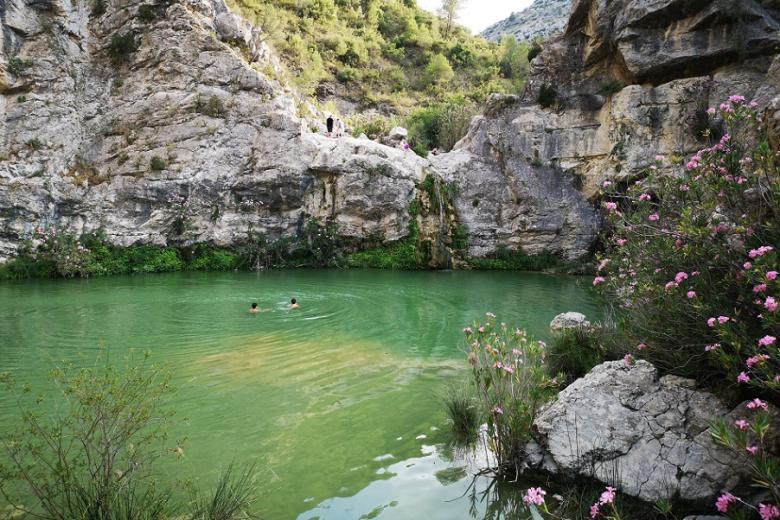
[527,41,542,61]
[150,155,166,171]
[7,57,32,76]
[537,84,557,108]
[547,327,613,383]
[451,223,468,250]
[349,221,422,269]
[26,138,44,151]
[595,96,780,390]
[189,249,237,271]
[137,4,157,22]
[470,246,559,271]
[599,80,623,96]
[108,33,138,63]
[423,53,454,86]
[405,97,476,155]
[0,353,177,519]
[335,66,358,84]
[195,95,226,118]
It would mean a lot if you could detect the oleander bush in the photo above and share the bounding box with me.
[594,96,779,392]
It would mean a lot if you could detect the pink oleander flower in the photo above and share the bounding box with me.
[478,326,485,333]
[745,262,753,270]
[718,316,730,324]
[687,291,697,299]
[616,238,628,246]
[593,276,606,286]
[604,202,618,212]
[707,107,717,115]
[716,492,738,513]
[463,327,473,334]
[590,503,600,518]
[705,343,720,352]
[665,281,678,290]
[680,184,690,192]
[692,271,700,276]
[602,180,613,188]
[624,354,635,366]
[637,343,647,351]
[675,272,689,284]
[747,355,770,368]
[729,95,746,104]
[503,365,515,374]
[766,297,778,312]
[759,503,780,520]
[492,406,503,415]
[737,372,751,383]
[648,213,660,221]
[707,317,717,328]
[512,348,521,356]
[768,271,778,281]
[735,419,750,430]
[755,284,768,293]
[749,246,774,259]
[522,487,546,506]
[759,336,777,347]
[639,193,651,201]
[597,259,610,272]
[486,312,496,318]
[747,398,769,411]
[747,445,759,456]
[654,155,665,161]
[599,487,616,505]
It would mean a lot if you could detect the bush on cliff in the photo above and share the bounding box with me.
[595,97,779,393]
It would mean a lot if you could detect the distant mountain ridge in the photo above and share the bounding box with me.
[481,0,571,43]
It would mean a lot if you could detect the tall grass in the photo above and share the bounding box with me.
[440,384,480,443]
[190,464,257,520]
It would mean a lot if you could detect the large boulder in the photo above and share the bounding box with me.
[533,360,767,502]
[549,311,590,331]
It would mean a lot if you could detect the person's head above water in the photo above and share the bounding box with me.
[290,298,296,304]
[251,303,258,309]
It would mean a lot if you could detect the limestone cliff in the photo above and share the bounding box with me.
[453,0,780,244]
[0,0,427,261]
[1,0,778,267]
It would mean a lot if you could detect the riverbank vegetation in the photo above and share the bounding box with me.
[0,220,561,281]
[0,353,258,520]
[443,97,780,518]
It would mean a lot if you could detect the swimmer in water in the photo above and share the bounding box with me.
[289,298,300,309]
[249,302,260,314]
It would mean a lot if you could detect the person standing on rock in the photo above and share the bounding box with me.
[335,118,345,138]
[326,114,334,136]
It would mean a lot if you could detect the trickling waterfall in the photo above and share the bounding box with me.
[433,177,445,228]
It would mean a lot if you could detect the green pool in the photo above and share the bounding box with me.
[0,269,599,519]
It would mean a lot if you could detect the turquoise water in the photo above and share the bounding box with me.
[0,270,599,519]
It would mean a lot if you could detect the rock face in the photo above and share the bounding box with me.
[549,311,590,331]
[0,0,427,260]
[482,0,572,43]
[438,0,780,260]
[534,361,756,502]
[1,0,779,264]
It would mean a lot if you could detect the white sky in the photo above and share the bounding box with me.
[416,0,534,33]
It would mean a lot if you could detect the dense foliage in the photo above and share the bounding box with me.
[229,0,530,112]
[596,97,779,392]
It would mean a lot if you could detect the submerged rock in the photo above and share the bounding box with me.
[533,360,772,502]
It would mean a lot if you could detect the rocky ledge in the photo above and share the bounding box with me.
[531,360,779,503]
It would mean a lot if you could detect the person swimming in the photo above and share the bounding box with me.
[249,302,260,314]
[289,298,300,309]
